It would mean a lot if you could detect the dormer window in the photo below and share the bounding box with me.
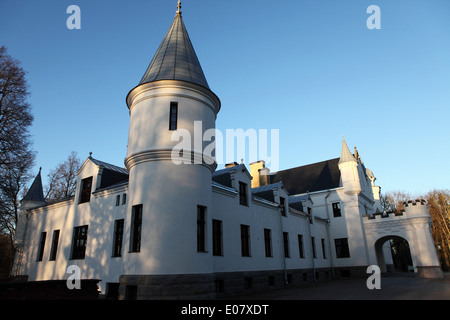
[79,176,93,204]
[239,181,248,206]
[280,197,286,216]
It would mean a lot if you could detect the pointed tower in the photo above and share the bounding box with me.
[121,2,220,299]
[21,168,46,210]
[338,137,361,195]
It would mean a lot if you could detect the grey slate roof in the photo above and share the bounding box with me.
[22,169,46,203]
[138,12,210,89]
[270,158,341,195]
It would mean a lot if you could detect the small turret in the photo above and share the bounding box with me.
[338,137,361,195]
[21,168,46,210]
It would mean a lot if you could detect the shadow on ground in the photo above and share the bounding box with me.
[221,273,450,300]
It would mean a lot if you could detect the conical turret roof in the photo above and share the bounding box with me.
[338,137,357,165]
[22,168,46,203]
[138,7,210,89]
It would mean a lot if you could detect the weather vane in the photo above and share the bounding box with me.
[176,0,182,16]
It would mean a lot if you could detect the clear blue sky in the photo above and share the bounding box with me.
[0,0,449,195]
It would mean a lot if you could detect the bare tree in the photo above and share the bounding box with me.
[44,151,81,202]
[0,46,33,167]
[0,46,35,267]
[426,189,450,271]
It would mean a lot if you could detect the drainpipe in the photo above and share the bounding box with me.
[278,203,288,285]
[307,192,316,281]
[323,190,335,279]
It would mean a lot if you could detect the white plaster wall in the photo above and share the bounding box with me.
[16,160,128,293]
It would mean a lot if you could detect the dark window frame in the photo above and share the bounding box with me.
[130,205,142,253]
[169,102,178,131]
[335,238,351,258]
[240,224,251,257]
[197,205,207,252]
[49,230,60,261]
[212,219,223,256]
[264,228,272,257]
[112,219,124,257]
[79,176,93,204]
[71,225,88,260]
[332,202,342,217]
[239,181,248,206]
[37,232,47,262]
[283,232,290,258]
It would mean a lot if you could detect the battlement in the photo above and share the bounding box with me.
[364,199,429,221]
[403,199,427,207]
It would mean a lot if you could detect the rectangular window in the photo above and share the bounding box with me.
[130,205,142,252]
[311,236,316,258]
[49,230,60,261]
[116,195,120,206]
[197,205,207,252]
[212,219,223,256]
[169,102,178,130]
[283,232,290,258]
[335,238,351,258]
[321,238,327,259]
[239,182,248,206]
[332,202,341,217]
[298,234,305,258]
[112,219,124,257]
[264,228,272,257]
[308,207,313,224]
[37,232,47,262]
[240,224,251,257]
[71,225,88,259]
[122,193,127,205]
[79,176,93,204]
[280,197,286,216]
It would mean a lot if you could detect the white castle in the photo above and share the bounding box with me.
[12,3,443,299]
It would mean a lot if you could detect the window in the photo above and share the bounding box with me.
[283,232,290,258]
[298,234,305,258]
[79,176,93,204]
[335,238,351,258]
[311,236,316,258]
[212,219,223,256]
[308,207,313,224]
[71,225,88,259]
[112,219,124,257]
[321,238,327,259]
[169,102,178,130]
[37,232,46,262]
[49,230,60,261]
[197,206,206,252]
[332,202,341,217]
[240,224,251,257]
[264,228,272,257]
[116,195,120,206]
[122,193,127,205]
[280,197,286,216]
[130,205,142,252]
[239,182,248,206]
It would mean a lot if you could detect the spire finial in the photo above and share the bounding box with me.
[176,0,182,16]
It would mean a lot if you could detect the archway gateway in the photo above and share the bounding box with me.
[363,200,444,278]
[375,236,413,273]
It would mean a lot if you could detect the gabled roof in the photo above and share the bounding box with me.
[22,169,46,203]
[270,158,341,195]
[138,10,210,89]
[212,164,252,188]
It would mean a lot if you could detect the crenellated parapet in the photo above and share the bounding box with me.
[363,199,430,221]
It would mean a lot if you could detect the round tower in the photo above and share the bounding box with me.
[338,137,362,195]
[121,2,221,299]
